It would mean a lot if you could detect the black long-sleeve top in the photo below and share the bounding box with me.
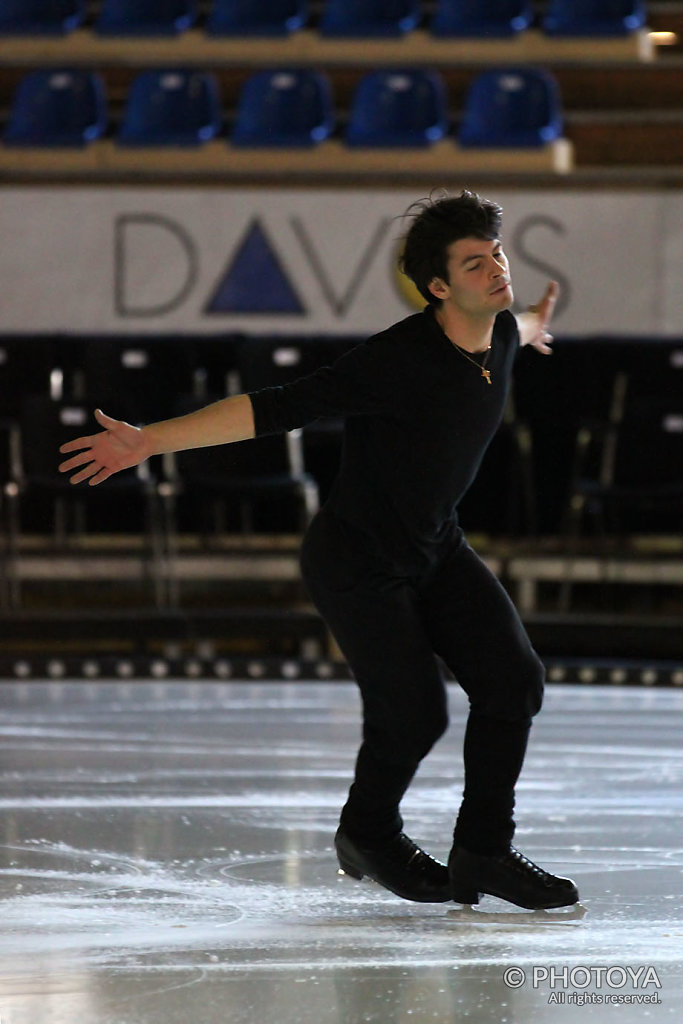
[248,305,519,575]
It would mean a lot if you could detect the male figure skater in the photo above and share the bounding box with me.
[59,190,579,911]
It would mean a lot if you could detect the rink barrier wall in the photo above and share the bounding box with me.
[0,654,682,687]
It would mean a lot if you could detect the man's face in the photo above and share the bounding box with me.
[430,236,513,317]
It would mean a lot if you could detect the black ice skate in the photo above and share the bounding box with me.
[448,845,579,910]
[335,828,452,903]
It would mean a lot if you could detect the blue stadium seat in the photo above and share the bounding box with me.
[232,70,334,147]
[96,0,198,36]
[432,0,533,37]
[118,71,222,147]
[0,0,85,35]
[459,68,563,148]
[543,0,646,36]
[346,70,447,147]
[3,70,107,147]
[320,0,420,37]
[207,0,308,36]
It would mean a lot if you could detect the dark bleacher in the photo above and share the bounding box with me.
[0,1,681,181]
[1,331,681,538]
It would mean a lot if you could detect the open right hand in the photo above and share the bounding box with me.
[58,409,149,486]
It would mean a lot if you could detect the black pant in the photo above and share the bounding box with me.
[300,509,545,856]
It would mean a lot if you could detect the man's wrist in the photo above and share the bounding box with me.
[140,423,162,459]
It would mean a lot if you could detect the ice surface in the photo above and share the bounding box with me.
[0,680,681,1023]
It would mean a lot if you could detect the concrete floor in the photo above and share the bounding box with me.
[0,678,681,1023]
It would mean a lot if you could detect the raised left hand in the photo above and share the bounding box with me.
[517,280,559,354]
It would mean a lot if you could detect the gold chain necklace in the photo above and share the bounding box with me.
[452,342,493,384]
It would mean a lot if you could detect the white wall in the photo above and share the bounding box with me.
[0,187,677,336]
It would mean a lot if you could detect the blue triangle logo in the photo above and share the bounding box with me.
[205,219,305,315]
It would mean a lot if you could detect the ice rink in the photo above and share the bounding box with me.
[0,678,681,1023]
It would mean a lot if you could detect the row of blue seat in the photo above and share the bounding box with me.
[2,67,563,149]
[0,1,647,40]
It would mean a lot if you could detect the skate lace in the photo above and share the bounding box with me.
[390,833,443,875]
[503,847,558,886]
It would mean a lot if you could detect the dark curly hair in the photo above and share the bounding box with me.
[399,189,504,305]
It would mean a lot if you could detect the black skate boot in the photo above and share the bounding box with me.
[335,828,452,903]
[448,845,579,910]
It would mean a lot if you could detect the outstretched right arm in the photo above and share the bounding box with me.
[58,394,255,486]
[59,330,402,486]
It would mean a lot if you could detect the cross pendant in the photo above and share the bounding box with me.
[482,368,492,384]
